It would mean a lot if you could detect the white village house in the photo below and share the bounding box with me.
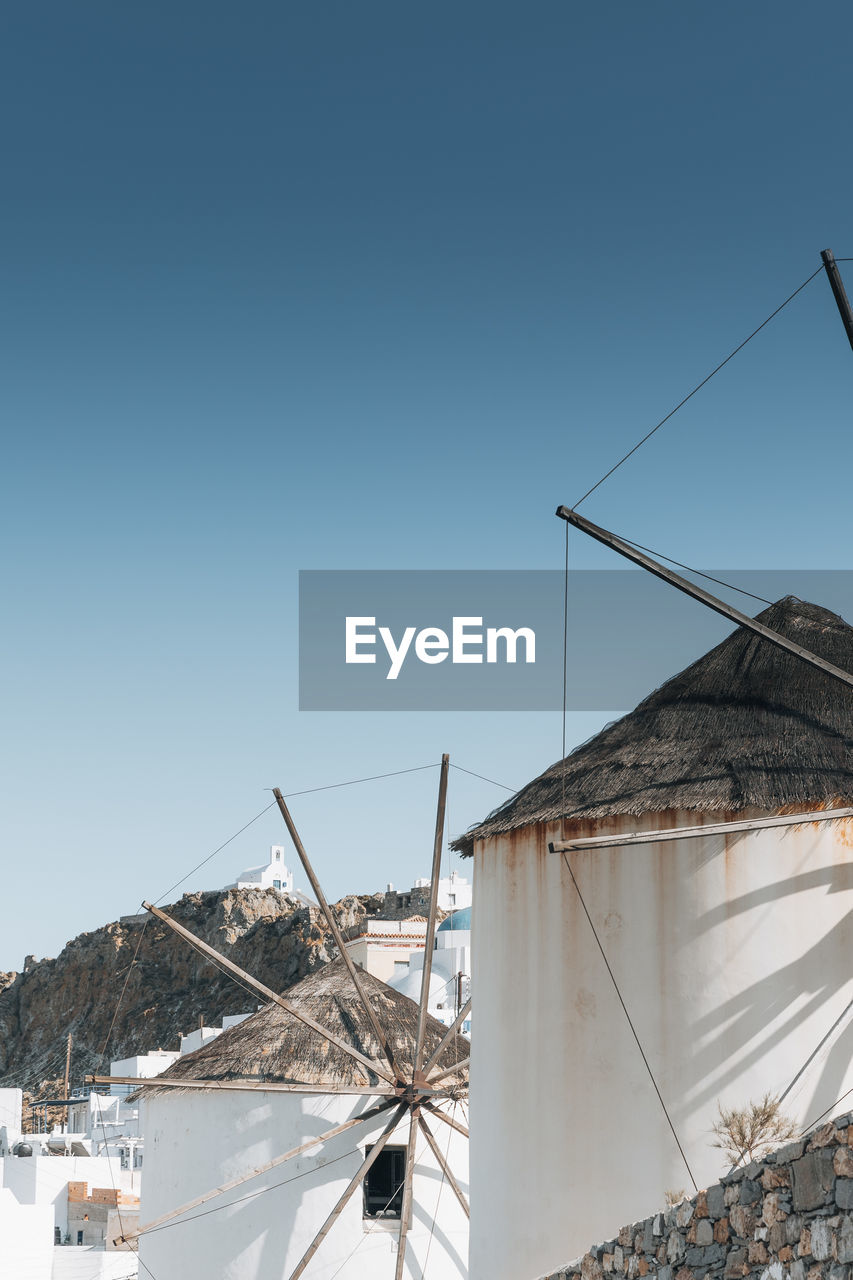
[0,1086,141,1278]
[386,909,472,1032]
[455,597,853,1280]
[343,871,472,1032]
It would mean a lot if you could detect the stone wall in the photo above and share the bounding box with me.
[542,1112,853,1280]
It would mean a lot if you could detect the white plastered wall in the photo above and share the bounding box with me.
[138,1088,468,1280]
[470,812,853,1280]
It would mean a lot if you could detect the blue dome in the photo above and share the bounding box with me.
[438,906,471,932]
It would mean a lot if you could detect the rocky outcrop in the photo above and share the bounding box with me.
[0,888,388,1096]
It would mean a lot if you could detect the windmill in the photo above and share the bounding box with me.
[109,754,471,1279]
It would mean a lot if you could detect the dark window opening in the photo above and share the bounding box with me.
[363,1145,406,1219]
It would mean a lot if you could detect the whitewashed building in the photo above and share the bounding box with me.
[388,908,472,1031]
[455,597,853,1279]
[344,916,429,984]
[383,871,471,915]
[138,960,469,1279]
[0,1185,53,1279]
[232,844,294,893]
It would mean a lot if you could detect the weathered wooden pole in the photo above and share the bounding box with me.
[142,901,396,1085]
[821,248,853,353]
[424,997,472,1077]
[394,1109,420,1280]
[413,754,450,1075]
[423,1101,469,1139]
[428,1056,470,1086]
[117,1100,397,1245]
[286,1104,407,1280]
[272,788,400,1077]
[555,507,853,691]
[418,1113,470,1219]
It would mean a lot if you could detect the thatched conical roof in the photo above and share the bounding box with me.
[453,597,853,854]
[148,958,469,1091]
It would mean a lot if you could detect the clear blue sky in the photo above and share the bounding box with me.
[2,2,853,972]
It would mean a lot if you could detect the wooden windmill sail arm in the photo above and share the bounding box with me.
[555,506,853,691]
[115,1099,397,1245]
[423,1101,469,1138]
[394,1108,420,1280]
[427,1057,470,1086]
[272,789,400,1078]
[423,997,471,1076]
[418,1113,470,1219]
[287,1103,407,1280]
[413,754,450,1074]
[142,901,396,1086]
[93,1074,397,1096]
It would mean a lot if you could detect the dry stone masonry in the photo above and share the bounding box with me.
[542,1113,853,1280]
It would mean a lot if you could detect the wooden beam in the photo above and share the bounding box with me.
[550,806,853,853]
[414,754,450,1075]
[555,506,853,692]
[424,998,471,1077]
[418,1113,469,1219]
[821,248,853,354]
[287,1104,407,1280]
[91,1074,396,1096]
[272,789,399,1078]
[394,1108,420,1280]
[423,1101,469,1138]
[116,1100,396,1244]
[142,902,395,1086]
[428,1057,470,1086]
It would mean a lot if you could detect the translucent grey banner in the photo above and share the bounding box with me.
[298,570,853,711]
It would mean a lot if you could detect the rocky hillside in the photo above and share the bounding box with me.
[0,888,394,1098]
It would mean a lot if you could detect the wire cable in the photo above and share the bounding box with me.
[154,764,440,907]
[327,1144,415,1280]
[561,850,698,1191]
[171,929,273,1007]
[573,265,824,509]
[620,536,772,606]
[140,1143,367,1235]
[99,917,150,1062]
[778,989,853,1109]
[801,1086,853,1135]
[450,763,517,793]
[274,762,439,801]
[153,802,278,906]
[422,1100,457,1276]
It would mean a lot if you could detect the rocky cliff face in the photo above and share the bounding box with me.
[0,888,387,1098]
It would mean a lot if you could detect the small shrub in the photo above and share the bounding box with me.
[711,1093,797,1167]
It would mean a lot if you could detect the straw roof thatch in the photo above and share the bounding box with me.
[146,958,469,1092]
[452,597,853,854]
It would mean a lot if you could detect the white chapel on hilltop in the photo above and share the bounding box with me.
[231,845,294,894]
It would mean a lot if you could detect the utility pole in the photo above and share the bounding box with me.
[820,248,853,353]
[63,1033,72,1132]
